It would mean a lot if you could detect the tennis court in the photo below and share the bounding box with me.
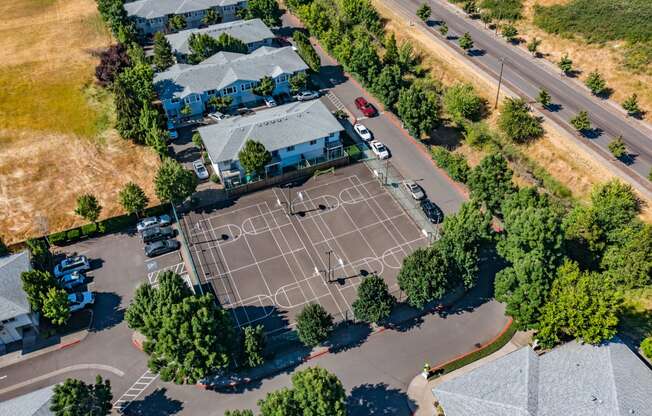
[182,163,428,335]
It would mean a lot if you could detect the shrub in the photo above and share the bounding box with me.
[431,147,470,183]
[49,232,67,246]
[210,173,221,184]
[501,24,518,41]
[81,223,98,236]
[296,303,333,347]
[585,70,607,95]
[608,136,627,158]
[480,0,522,21]
[641,337,652,359]
[498,97,544,142]
[462,122,493,148]
[66,229,81,241]
[443,83,484,123]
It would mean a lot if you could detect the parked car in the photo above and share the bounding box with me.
[137,215,172,233]
[145,239,181,257]
[404,181,425,200]
[420,199,443,223]
[193,160,209,180]
[68,291,95,312]
[54,256,91,278]
[59,271,86,290]
[370,140,389,159]
[208,112,230,121]
[354,123,373,141]
[264,96,277,107]
[141,226,175,244]
[354,97,378,117]
[295,91,319,101]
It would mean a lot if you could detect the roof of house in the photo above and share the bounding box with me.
[165,19,275,55]
[432,339,652,416]
[154,46,308,100]
[125,0,241,20]
[0,385,54,416]
[198,100,343,164]
[0,250,32,321]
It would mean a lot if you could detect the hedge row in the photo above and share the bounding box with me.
[48,204,170,246]
[428,319,516,379]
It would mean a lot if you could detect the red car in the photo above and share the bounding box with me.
[354,97,378,117]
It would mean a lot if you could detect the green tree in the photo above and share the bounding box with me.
[527,37,541,55]
[75,194,102,223]
[641,337,652,360]
[192,132,204,149]
[438,202,492,289]
[570,110,591,132]
[167,15,186,32]
[608,136,627,158]
[293,31,321,72]
[458,32,474,51]
[467,153,515,215]
[372,64,404,109]
[188,32,248,63]
[258,388,301,416]
[242,324,266,368]
[443,83,484,123]
[352,275,395,324]
[346,31,381,85]
[239,0,282,26]
[601,222,652,288]
[118,182,149,216]
[154,158,198,204]
[417,3,431,21]
[207,95,232,112]
[622,93,641,116]
[238,139,272,176]
[42,287,71,326]
[558,54,573,74]
[291,367,347,416]
[202,8,222,25]
[537,88,551,108]
[501,24,518,41]
[25,238,52,271]
[50,375,113,416]
[296,303,333,347]
[153,32,174,71]
[397,41,418,75]
[463,0,477,15]
[21,270,56,312]
[462,121,493,148]
[225,411,255,416]
[149,294,235,384]
[289,72,308,94]
[114,62,154,141]
[253,76,275,97]
[536,260,621,348]
[585,70,607,95]
[397,245,451,308]
[439,22,449,37]
[397,82,441,139]
[383,33,399,65]
[498,97,544,142]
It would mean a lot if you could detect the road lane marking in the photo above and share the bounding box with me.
[0,364,124,395]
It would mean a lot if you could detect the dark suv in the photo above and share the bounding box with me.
[145,239,180,257]
[420,199,443,224]
[141,226,175,243]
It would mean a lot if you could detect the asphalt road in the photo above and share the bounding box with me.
[387,0,652,187]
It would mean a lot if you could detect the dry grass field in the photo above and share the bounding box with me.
[0,0,160,244]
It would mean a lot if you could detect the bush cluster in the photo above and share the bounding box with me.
[430,147,470,183]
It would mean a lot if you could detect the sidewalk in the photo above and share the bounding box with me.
[406,331,531,416]
[0,329,89,370]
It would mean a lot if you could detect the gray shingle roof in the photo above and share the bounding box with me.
[165,19,275,55]
[198,100,343,163]
[154,46,308,100]
[0,250,32,321]
[0,385,54,416]
[125,0,241,20]
[433,339,652,416]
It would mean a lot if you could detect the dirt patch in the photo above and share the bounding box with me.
[0,0,160,243]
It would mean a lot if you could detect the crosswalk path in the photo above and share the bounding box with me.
[112,370,158,413]
[324,91,346,112]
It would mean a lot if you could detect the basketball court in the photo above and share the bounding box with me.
[182,163,428,335]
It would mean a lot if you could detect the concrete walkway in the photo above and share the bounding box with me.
[406,331,532,416]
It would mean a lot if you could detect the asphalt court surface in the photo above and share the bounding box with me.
[183,163,428,335]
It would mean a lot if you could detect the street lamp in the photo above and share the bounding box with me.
[494,57,506,109]
[325,250,333,282]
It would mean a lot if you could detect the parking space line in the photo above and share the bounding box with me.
[113,370,158,413]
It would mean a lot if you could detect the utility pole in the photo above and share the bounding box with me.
[384,159,389,186]
[494,57,505,109]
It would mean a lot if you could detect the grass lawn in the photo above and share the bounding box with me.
[0,0,160,243]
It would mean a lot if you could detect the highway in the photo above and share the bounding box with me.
[388,0,652,192]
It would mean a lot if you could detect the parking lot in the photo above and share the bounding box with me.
[182,163,428,335]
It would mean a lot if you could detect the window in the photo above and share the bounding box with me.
[271,150,279,157]
[286,145,295,151]
[206,89,216,95]
[309,140,317,145]
[223,86,236,95]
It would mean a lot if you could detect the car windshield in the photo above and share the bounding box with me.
[376,144,386,151]
[74,293,83,302]
[359,127,368,133]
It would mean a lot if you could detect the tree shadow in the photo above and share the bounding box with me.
[446,35,459,41]
[347,383,415,415]
[545,103,563,112]
[89,292,124,332]
[582,127,604,139]
[124,388,184,416]
[327,321,372,353]
[173,145,201,164]
[385,303,425,333]
[618,152,638,166]
[316,64,349,88]
[595,88,614,99]
[468,48,486,57]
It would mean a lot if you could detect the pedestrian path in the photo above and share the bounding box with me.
[112,370,158,413]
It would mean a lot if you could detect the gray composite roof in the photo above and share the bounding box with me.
[125,0,240,20]
[0,250,32,321]
[199,100,343,163]
[165,19,275,55]
[154,46,308,100]
[0,385,54,416]
[432,339,652,416]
